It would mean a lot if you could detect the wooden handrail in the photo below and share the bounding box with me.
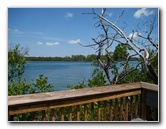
[8,82,158,121]
[140,82,158,91]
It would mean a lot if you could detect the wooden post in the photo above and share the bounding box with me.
[135,95,138,118]
[51,109,55,121]
[120,98,123,121]
[104,101,107,121]
[141,89,146,120]
[76,105,80,121]
[84,104,87,121]
[61,107,64,121]
[130,96,133,120]
[9,82,156,121]
[42,110,46,121]
[69,106,72,121]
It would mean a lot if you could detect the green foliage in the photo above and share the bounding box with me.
[112,44,128,61]
[8,79,33,96]
[8,44,54,96]
[88,68,108,88]
[26,55,87,62]
[33,75,54,93]
[8,44,27,81]
[148,49,158,75]
[84,54,97,62]
[67,79,86,90]
[8,44,54,121]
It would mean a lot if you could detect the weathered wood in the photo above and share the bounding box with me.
[130,96,133,120]
[8,83,141,107]
[135,95,138,118]
[141,89,146,120]
[61,107,64,121]
[125,97,128,121]
[69,106,72,121]
[8,90,141,115]
[120,98,123,121]
[84,104,87,121]
[76,105,80,121]
[51,109,55,121]
[42,110,46,121]
[140,82,158,91]
[8,82,158,121]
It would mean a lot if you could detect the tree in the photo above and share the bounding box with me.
[8,44,54,96]
[112,44,128,61]
[8,44,55,121]
[8,44,27,81]
[80,8,158,84]
[88,68,108,87]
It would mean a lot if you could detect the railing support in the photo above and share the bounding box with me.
[141,89,147,120]
[8,82,158,122]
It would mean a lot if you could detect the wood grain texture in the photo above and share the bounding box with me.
[8,82,158,121]
[8,83,142,106]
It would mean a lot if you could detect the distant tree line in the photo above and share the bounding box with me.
[25,54,138,62]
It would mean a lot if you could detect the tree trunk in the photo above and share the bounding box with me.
[145,61,158,84]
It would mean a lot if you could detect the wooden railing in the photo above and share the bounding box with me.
[8,82,158,121]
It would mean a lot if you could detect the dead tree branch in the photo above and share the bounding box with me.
[81,8,158,84]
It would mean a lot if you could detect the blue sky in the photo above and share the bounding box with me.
[8,8,158,57]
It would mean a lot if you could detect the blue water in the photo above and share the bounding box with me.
[22,61,139,91]
[23,61,95,91]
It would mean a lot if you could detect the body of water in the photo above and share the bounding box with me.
[23,61,95,91]
[23,61,139,91]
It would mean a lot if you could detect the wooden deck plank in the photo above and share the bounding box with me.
[140,82,158,91]
[8,83,141,106]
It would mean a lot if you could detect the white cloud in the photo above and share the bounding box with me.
[65,12,74,18]
[67,39,80,44]
[108,13,113,17]
[8,28,23,34]
[14,29,19,32]
[46,42,60,46]
[8,28,19,32]
[134,8,154,19]
[128,32,140,39]
[37,41,43,45]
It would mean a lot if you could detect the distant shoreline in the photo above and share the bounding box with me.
[25,54,95,62]
[25,54,138,62]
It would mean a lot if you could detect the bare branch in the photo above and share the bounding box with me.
[78,42,97,48]
[137,34,158,49]
[115,62,141,84]
[122,53,138,72]
[81,8,158,84]
[114,10,124,24]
